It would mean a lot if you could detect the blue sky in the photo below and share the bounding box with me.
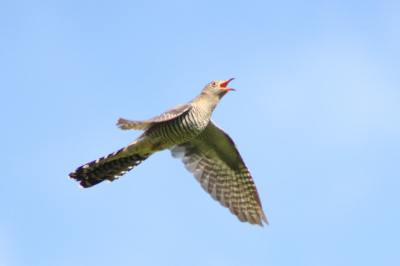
[1,0,400,265]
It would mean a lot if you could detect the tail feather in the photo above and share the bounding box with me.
[68,148,149,188]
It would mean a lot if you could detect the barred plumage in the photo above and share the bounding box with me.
[68,79,268,226]
[69,150,148,188]
[170,120,268,226]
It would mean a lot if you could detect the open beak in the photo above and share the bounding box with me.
[219,78,235,91]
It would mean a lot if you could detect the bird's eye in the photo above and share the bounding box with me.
[211,82,217,87]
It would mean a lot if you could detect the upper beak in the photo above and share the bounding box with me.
[219,78,235,91]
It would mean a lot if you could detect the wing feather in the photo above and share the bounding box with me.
[170,120,268,226]
[117,103,193,131]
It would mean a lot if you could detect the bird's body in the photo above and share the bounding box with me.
[68,79,268,226]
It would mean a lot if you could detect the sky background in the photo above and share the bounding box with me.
[1,0,400,265]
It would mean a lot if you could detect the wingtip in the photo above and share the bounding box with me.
[262,215,269,226]
[116,117,123,125]
[116,117,126,129]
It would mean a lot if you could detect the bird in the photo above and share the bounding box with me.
[68,79,268,226]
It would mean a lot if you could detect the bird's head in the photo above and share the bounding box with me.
[202,78,235,99]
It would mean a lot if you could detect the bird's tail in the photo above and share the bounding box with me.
[68,147,149,188]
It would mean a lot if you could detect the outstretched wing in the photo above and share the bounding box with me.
[117,103,193,131]
[170,120,268,226]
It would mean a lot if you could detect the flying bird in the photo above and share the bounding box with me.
[68,79,268,226]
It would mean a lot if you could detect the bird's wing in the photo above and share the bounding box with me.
[117,103,193,131]
[170,120,268,226]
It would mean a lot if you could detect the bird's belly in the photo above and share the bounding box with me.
[124,119,205,157]
[147,117,205,147]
